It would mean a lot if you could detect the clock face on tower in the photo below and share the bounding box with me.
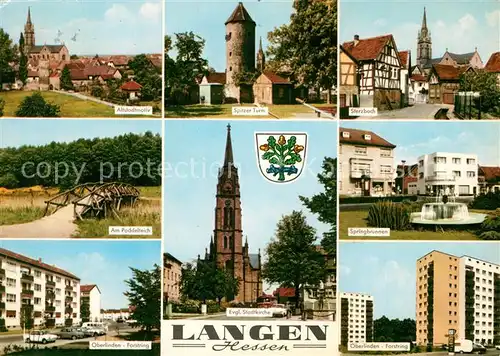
[223,181,232,193]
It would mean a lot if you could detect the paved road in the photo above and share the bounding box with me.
[355,104,453,119]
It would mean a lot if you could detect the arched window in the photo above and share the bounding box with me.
[229,208,234,227]
[223,206,228,226]
[229,236,234,249]
[225,260,232,270]
[224,236,228,249]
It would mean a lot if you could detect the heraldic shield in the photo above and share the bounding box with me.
[255,132,308,184]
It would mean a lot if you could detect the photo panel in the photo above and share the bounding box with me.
[0,0,162,118]
[0,239,161,354]
[338,241,500,352]
[162,120,337,355]
[339,0,500,120]
[338,121,500,240]
[0,119,162,239]
[164,0,336,119]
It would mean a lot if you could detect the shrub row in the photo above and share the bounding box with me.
[469,191,500,210]
[340,196,418,205]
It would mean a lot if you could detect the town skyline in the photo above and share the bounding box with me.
[340,242,500,320]
[340,0,499,64]
[0,1,162,55]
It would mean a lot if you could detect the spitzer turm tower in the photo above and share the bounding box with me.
[202,124,262,303]
[225,2,256,102]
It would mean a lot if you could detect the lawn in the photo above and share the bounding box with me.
[164,103,335,118]
[339,210,483,240]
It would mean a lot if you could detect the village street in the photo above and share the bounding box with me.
[355,103,455,120]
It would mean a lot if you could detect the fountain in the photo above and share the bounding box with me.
[411,188,487,226]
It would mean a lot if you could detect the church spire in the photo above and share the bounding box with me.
[223,124,234,169]
[258,37,263,52]
[27,7,32,24]
[421,7,427,29]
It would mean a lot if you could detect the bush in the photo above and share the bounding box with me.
[0,97,5,117]
[340,196,418,205]
[478,209,500,240]
[0,173,19,188]
[367,201,412,230]
[15,92,60,117]
[469,192,500,210]
[0,318,7,332]
[171,299,199,314]
[426,344,433,352]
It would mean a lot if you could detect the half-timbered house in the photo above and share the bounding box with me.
[428,64,472,105]
[342,34,403,111]
[339,45,360,118]
[398,50,411,106]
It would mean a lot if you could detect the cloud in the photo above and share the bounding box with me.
[458,14,477,31]
[382,260,412,289]
[374,18,387,27]
[485,10,500,27]
[340,265,351,276]
[140,2,161,22]
[104,4,134,24]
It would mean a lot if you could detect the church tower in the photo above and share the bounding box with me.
[256,37,265,72]
[417,7,432,67]
[225,2,256,101]
[24,7,35,52]
[213,124,245,301]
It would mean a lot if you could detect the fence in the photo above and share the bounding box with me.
[454,92,482,119]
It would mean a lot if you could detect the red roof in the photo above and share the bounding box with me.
[0,248,79,280]
[262,71,290,84]
[479,166,500,181]
[399,50,409,69]
[411,74,427,82]
[49,72,59,78]
[204,72,226,84]
[339,127,396,148]
[432,64,468,81]
[69,69,87,80]
[273,287,295,297]
[121,80,142,91]
[343,34,394,61]
[484,52,500,73]
[80,284,96,293]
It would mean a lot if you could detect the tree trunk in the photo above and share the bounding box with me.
[294,285,300,310]
[327,88,332,104]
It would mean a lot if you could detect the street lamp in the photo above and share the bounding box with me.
[448,329,456,355]
[401,160,406,195]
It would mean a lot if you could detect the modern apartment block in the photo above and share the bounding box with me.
[164,252,182,303]
[416,153,479,196]
[339,128,396,197]
[416,251,500,346]
[340,292,374,345]
[0,248,80,329]
[80,284,102,322]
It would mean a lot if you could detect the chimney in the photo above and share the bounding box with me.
[354,35,360,46]
[38,258,42,263]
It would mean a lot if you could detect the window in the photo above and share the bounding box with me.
[419,172,424,179]
[6,278,16,287]
[452,158,461,164]
[6,294,16,303]
[380,165,392,174]
[342,131,350,138]
[380,148,391,157]
[434,157,446,164]
[467,171,476,178]
[34,284,41,292]
[34,297,41,305]
[354,146,367,155]
[278,88,285,98]
[363,134,371,140]
[56,277,61,283]
[340,94,346,107]
[467,158,476,164]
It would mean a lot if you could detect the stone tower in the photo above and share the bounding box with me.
[213,124,245,301]
[417,7,432,67]
[225,2,256,101]
[256,37,265,72]
[24,7,35,52]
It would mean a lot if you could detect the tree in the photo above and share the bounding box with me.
[60,65,74,90]
[299,157,337,255]
[459,70,500,115]
[20,305,34,330]
[0,97,4,117]
[124,265,161,339]
[262,210,325,309]
[18,33,28,85]
[213,265,239,304]
[80,301,90,323]
[15,92,60,117]
[0,29,16,88]
[128,54,161,101]
[233,70,260,86]
[267,1,336,103]
[374,316,416,342]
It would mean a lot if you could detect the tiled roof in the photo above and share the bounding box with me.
[107,55,131,66]
[273,287,295,297]
[204,72,226,84]
[262,71,291,84]
[29,45,65,54]
[484,52,500,73]
[164,252,182,266]
[431,64,468,81]
[448,52,475,65]
[69,69,87,80]
[422,58,442,69]
[399,50,409,69]
[339,127,396,148]
[249,253,260,269]
[80,284,96,293]
[0,248,79,280]
[342,34,393,61]
[121,80,142,91]
[225,2,255,25]
[411,74,427,82]
[478,166,500,181]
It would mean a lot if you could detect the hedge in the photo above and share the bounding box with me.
[340,196,418,205]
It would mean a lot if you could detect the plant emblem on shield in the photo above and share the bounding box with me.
[255,133,308,184]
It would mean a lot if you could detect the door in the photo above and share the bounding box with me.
[458,185,469,195]
[443,93,454,104]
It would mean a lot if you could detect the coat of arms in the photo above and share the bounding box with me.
[255,133,307,184]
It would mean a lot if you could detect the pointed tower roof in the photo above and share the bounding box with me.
[223,124,234,168]
[421,7,427,29]
[27,7,32,24]
[258,37,263,52]
[225,2,256,25]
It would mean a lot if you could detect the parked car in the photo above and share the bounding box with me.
[125,319,138,328]
[79,326,106,337]
[75,327,94,337]
[495,345,500,350]
[82,322,108,331]
[270,304,287,318]
[24,330,58,344]
[57,328,85,340]
[472,343,486,354]
[117,318,124,323]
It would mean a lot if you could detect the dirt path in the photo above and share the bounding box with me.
[0,205,77,238]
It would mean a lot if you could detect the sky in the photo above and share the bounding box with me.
[165,0,294,72]
[0,240,161,309]
[340,121,500,167]
[0,0,162,55]
[340,0,500,63]
[0,119,162,148]
[340,242,500,319]
[164,120,337,294]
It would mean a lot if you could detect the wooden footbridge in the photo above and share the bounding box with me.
[44,182,140,220]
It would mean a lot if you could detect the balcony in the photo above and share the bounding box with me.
[65,307,73,314]
[0,268,5,276]
[45,280,56,288]
[21,289,34,298]
[65,296,73,302]
[21,304,34,312]
[46,318,55,327]
[45,305,56,312]
[46,291,55,300]
[64,285,73,291]
[64,318,73,327]
[0,302,5,309]
[425,175,457,182]
[0,285,5,293]
[350,169,371,179]
[21,273,34,282]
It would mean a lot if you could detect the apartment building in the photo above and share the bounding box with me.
[339,128,396,197]
[340,292,374,345]
[164,253,182,303]
[416,251,500,346]
[416,153,479,196]
[102,308,132,321]
[80,284,101,322]
[0,248,80,329]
